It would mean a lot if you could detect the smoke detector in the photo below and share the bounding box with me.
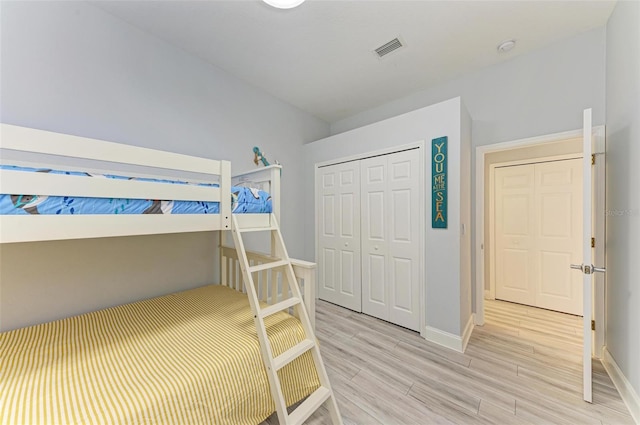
[497,40,516,53]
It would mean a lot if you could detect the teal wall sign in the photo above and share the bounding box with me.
[432,136,448,228]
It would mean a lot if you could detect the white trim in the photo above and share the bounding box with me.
[474,126,605,340]
[488,162,496,301]
[315,141,423,168]
[592,126,606,359]
[484,289,492,300]
[462,313,475,352]
[491,153,583,169]
[424,323,466,353]
[602,348,640,424]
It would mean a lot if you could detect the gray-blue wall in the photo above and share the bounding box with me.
[0,1,329,330]
[605,0,640,403]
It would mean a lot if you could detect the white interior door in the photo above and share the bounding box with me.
[494,160,583,315]
[361,149,420,331]
[535,159,583,315]
[317,161,362,311]
[494,164,536,305]
[570,108,605,403]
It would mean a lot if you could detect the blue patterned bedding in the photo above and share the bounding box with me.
[0,165,272,215]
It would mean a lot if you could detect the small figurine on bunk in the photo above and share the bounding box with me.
[253,146,270,167]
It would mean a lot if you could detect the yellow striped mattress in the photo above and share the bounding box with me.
[0,285,319,424]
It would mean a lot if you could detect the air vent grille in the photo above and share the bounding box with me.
[374,38,404,58]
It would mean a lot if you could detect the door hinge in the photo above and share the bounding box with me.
[592,154,596,165]
[591,320,596,331]
[591,237,595,248]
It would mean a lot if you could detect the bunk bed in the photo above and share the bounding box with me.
[0,124,334,424]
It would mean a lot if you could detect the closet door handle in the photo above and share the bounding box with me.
[374,246,379,250]
[344,242,349,247]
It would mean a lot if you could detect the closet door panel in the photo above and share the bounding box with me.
[494,165,536,306]
[387,149,421,331]
[361,156,389,320]
[317,162,361,311]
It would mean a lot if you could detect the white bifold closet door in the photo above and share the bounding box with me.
[494,159,583,315]
[318,148,421,331]
[317,161,362,312]
[361,150,420,330]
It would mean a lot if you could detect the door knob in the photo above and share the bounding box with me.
[374,246,379,250]
[570,264,606,274]
[344,242,349,247]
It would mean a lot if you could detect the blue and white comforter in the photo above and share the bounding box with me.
[0,165,272,215]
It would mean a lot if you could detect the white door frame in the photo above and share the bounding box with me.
[488,153,583,301]
[475,126,606,357]
[315,141,426,335]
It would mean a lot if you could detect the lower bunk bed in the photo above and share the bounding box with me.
[0,284,320,425]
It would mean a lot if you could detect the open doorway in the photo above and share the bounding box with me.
[475,127,606,359]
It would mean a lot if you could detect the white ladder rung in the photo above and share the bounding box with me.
[237,226,277,233]
[273,339,315,371]
[288,386,332,425]
[248,260,288,273]
[260,297,301,318]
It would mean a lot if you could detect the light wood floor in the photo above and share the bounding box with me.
[264,299,634,425]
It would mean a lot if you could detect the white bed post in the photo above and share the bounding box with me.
[219,161,231,287]
[268,166,281,224]
[268,166,281,260]
[219,161,232,231]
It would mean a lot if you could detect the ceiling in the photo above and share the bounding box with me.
[93,0,616,123]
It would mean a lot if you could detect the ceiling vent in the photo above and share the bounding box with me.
[374,37,404,58]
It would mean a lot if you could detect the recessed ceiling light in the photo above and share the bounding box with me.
[262,0,305,9]
[497,39,516,53]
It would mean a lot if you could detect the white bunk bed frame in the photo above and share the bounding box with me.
[0,123,315,318]
[0,123,341,425]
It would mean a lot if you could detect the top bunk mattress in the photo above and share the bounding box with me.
[0,165,272,215]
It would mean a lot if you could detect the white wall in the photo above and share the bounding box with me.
[329,26,607,317]
[0,1,329,330]
[460,102,472,332]
[304,97,468,337]
[605,0,640,402]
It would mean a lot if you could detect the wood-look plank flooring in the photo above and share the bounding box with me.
[263,299,634,424]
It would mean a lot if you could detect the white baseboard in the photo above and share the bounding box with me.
[484,289,491,300]
[424,314,475,353]
[462,313,475,352]
[603,347,640,424]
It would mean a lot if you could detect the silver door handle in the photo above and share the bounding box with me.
[570,264,606,274]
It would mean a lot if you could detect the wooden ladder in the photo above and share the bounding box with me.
[231,214,342,425]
